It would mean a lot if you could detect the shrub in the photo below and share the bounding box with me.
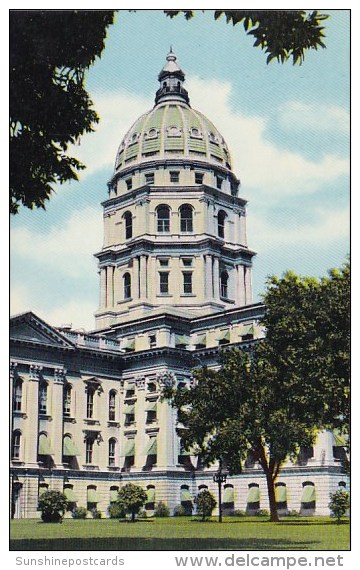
[288,510,300,517]
[116,483,147,522]
[91,508,102,519]
[256,509,270,517]
[174,504,186,517]
[328,490,350,523]
[107,502,126,519]
[71,506,88,519]
[194,490,217,521]
[38,490,68,523]
[233,509,246,517]
[154,501,170,517]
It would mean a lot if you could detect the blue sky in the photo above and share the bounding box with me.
[10,8,350,331]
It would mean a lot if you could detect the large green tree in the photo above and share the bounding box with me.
[164,261,350,522]
[10,10,115,214]
[165,10,328,64]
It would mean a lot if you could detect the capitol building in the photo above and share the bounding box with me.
[10,51,348,519]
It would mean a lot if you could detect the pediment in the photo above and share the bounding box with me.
[10,312,75,349]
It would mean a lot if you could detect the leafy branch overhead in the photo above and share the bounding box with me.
[165,10,328,64]
[9,10,115,214]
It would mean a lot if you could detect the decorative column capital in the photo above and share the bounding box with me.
[29,364,43,381]
[10,361,18,378]
[135,375,146,390]
[54,368,66,384]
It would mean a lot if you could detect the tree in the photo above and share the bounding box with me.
[164,10,328,64]
[164,261,350,523]
[38,490,68,523]
[261,261,350,437]
[328,490,350,523]
[10,10,115,214]
[194,490,217,521]
[116,483,147,522]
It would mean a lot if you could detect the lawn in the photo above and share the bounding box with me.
[10,516,350,551]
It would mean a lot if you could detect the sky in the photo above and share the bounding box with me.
[10,8,350,331]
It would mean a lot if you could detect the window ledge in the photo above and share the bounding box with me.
[39,414,52,421]
[220,296,235,304]
[64,416,76,423]
[84,419,100,425]
[82,465,99,470]
[107,466,120,471]
[180,294,196,298]
[118,298,133,305]
[156,294,173,298]
[13,411,27,419]
[107,421,120,428]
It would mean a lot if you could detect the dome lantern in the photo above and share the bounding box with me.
[155,48,190,106]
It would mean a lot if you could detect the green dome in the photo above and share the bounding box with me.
[114,102,232,173]
[114,51,232,175]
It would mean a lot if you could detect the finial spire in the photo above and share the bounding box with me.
[155,50,190,106]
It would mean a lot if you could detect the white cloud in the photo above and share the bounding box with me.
[40,300,98,331]
[65,77,349,200]
[11,206,102,277]
[187,76,349,198]
[69,91,153,179]
[278,101,349,133]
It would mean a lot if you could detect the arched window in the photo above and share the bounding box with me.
[87,485,98,510]
[123,272,131,299]
[63,384,72,417]
[217,210,227,238]
[12,430,21,460]
[220,270,229,298]
[157,205,170,232]
[109,390,116,421]
[123,211,133,239]
[179,204,193,233]
[39,382,48,415]
[108,438,116,467]
[13,379,22,411]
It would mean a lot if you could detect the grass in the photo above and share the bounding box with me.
[10,516,350,551]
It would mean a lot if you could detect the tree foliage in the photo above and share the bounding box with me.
[165,10,328,64]
[38,490,68,523]
[328,490,350,523]
[194,490,217,521]
[10,10,115,214]
[116,483,147,522]
[164,261,350,522]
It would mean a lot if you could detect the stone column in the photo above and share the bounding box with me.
[99,268,106,309]
[157,372,177,468]
[106,266,114,308]
[244,266,253,304]
[240,213,247,246]
[113,266,120,307]
[134,376,146,469]
[133,257,140,300]
[237,265,246,307]
[205,255,213,299]
[213,257,220,300]
[24,366,41,466]
[51,369,65,468]
[140,255,147,299]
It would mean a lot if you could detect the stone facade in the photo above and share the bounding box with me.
[10,51,348,519]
